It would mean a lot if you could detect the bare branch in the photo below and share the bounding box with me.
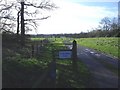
[25,22,37,30]
[0,3,13,12]
[0,15,16,21]
[24,10,37,17]
[24,0,57,10]
[24,16,50,21]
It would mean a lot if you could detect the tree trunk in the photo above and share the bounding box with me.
[17,11,20,35]
[21,1,25,46]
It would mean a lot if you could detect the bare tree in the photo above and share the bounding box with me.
[19,0,57,46]
[99,17,111,31]
[0,0,57,34]
[15,0,57,35]
[0,0,15,33]
[0,0,57,46]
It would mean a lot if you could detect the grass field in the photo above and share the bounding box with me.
[76,37,119,59]
[31,37,119,58]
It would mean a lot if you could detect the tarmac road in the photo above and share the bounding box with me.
[77,45,119,88]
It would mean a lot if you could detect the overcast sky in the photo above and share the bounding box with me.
[7,0,119,34]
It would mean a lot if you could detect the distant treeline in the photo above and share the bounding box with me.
[30,17,120,38]
[30,29,120,38]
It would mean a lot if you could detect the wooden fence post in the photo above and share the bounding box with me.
[31,44,34,57]
[51,48,56,88]
[72,40,78,71]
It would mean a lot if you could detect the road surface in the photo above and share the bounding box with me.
[77,45,119,88]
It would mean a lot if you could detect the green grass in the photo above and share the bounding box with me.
[31,37,91,88]
[46,38,91,88]
[3,37,53,88]
[3,37,90,88]
[56,60,91,88]
[31,37,45,41]
[28,37,119,88]
[76,37,119,59]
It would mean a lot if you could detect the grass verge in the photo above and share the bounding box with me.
[76,37,119,59]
